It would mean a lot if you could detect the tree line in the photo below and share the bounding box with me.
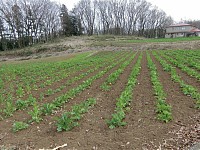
[0,0,174,51]
[0,0,81,51]
[73,0,174,37]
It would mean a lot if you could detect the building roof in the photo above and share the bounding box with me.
[190,28,200,32]
[169,23,192,27]
[166,28,200,34]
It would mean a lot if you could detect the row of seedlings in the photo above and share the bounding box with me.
[13,98,96,132]
[158,51,200,81]
[153,51,200,109]
[0,51,128,119]
[11,51,136,131]
[107,53,142,129]
[146,52,172,123]
[163,51,200,71]
[1,51,119,100]
[100,52,137,91]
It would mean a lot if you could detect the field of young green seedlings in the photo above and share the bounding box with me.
[0,50,199,149]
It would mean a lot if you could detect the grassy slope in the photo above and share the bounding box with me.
[1,35,200,58]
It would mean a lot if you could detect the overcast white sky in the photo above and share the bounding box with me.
[55,0,200,22]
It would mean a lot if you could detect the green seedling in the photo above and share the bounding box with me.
[12,121,29,132]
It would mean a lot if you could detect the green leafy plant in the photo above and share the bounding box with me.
[71,105,83,120]
[28,103,42,123]
[56,112,78,132]
[100,54,136,91]
[39,93,44,101]
[147,52,172,123]
[153,51,200,109]
[25,84,31,94]
[46,89,54,96]
[12,121,29,132]
[100,83,110,91]
[3,101,16,117]
[41,103,55,115]
[157,110,172,123]
[0,94,5,103]
[39,83,45,88]
[107,110,126,129]
[107,53,142,129]
[16,86,24,98]
[196,100,200,109]
[16,99,28,110]
[26,94,36,106]
[56,98,96,132]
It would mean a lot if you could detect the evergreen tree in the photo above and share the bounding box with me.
[60,4,71,36]
[0,18,6,51]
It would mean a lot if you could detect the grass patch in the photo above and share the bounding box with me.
[119,37,200,43]
[91,36,200,47]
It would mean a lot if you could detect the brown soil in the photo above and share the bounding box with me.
[0,51,199,150]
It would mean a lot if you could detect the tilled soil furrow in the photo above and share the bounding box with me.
[1,50,199,150]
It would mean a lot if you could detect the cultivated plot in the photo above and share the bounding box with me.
[0,50,199,149]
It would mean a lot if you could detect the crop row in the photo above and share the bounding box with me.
[153,52,200,109]
[0,51,123,98]
[146,52,172,122]
[163,51,200,71]
[9,52,136,131]
[0,52,127,103]
[100,52,137,91]
[181,50,200,60]
[12,98,97,132]
[107,52,142,129]
[158,51,200,81]
[0,52,133,119]
[56,98,96,132]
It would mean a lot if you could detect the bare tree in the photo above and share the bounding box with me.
[0,0,62,50]
[0,0,174,51]
[74,0,96,35]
